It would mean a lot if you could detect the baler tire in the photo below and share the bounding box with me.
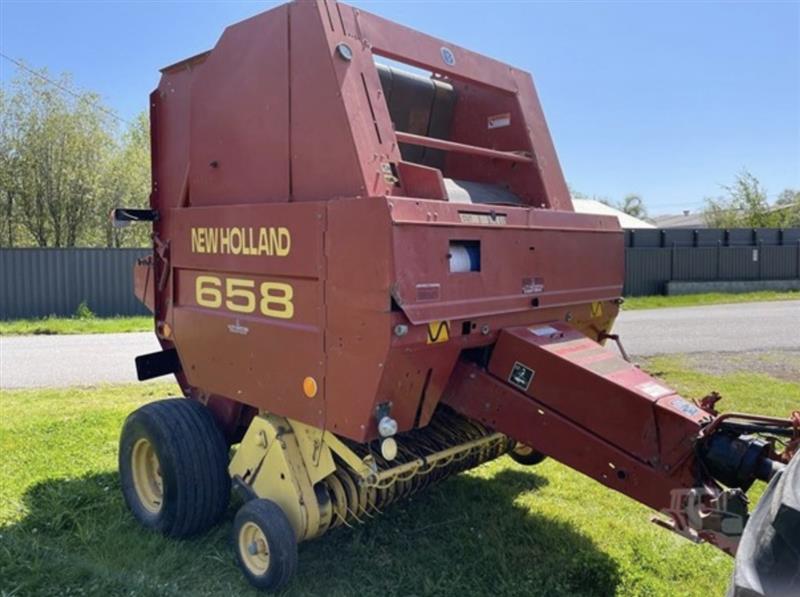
[119,398,231,538]
[509,442,548,466]
[233,499,298,593]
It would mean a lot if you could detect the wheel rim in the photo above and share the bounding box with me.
[239,521,270,575]
[513,443,534,457]
[131,438,163,514]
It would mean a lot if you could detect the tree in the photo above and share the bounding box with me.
[773,188,800,227]
[617,193,648,219]
[703,170,795,228]
[96,112,151,248]
[1,67,114,247]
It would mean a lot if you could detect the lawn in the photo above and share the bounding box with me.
[1,361,798,596]
[0,315,151,335]
[622,290,799,310]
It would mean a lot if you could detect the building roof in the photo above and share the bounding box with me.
[650,212,708,228]
[571,198,655,229]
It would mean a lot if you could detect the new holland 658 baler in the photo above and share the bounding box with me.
[114,1,799,592]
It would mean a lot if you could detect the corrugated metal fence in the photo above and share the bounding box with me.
[1,228,799,318]
[0,248,150,319]
[624,228,800,296]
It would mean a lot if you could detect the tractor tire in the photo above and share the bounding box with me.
[119,398,231,538]
[728,453,800,597]
[509,442,548,466]
[233,499,298,593]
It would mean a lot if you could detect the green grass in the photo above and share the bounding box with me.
[1,363,798,596]
[0,315,151,335]
[622,290,799,310]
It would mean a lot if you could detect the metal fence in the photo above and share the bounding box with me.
[0,248,150,319]
[2,229,799,318]
[624,228,800,296]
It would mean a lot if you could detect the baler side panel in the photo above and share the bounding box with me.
[188,5,291,206]
[387,198,624,324]
[150,64,197,372]
[289,1,399,202]
[324,198,395,437]
[166,202,327,429]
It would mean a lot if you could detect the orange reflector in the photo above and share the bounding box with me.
[303,376,318,398]
[158,321,172,339]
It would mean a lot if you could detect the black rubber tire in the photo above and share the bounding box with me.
[729,453,800,596]
[119,398,231,538]
[508,442,548,466]
[233,499,298,593]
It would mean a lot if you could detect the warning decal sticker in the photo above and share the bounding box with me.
[509,361,535,391]
[426,321,450,344]
[636,381,672,399]
[488,113,511,129]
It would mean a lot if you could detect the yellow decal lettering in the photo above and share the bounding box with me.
[191,228,204,253]
[190,226,292,257]
[219,228,230,254]
[229,227,242,255]
[195,274,295,320]
[258,228,269,255]
[207,228,218,254]
[196,275,222,308]
[276,227,291,256]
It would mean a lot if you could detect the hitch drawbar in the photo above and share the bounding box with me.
[443,322,766,554]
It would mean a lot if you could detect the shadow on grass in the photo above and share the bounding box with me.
[1,465,620,596]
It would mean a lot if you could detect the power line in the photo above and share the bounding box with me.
[0,52,134,126]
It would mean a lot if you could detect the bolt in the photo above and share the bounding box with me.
[394,324,408,337]
[481,324,490,335]
[336,42,353,61]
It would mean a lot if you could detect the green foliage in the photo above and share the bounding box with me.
[73,300,95,320]
[622,290,799,310]
[703,170,799,228]
[0,66,150,248]
[0,315,151,335]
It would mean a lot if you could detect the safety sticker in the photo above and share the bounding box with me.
[509,361,535,391]
[530,325,559,337]
[669,397,701,417]
[440,46,456,66]
[591,301,603,318]
[636,381,672,399]
[426,320,450,344]
[416,283,441,301]
[522,276,544,294]
[488,113,511,129]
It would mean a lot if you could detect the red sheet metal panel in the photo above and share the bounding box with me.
[442,359,699,515]
[188,5,290,206]
[486,322,709,465]
[387,198,623,324]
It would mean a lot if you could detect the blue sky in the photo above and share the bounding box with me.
[1,1,798,214]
